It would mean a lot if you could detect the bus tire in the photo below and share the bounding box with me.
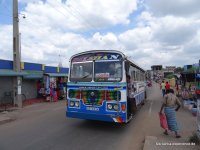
[141,100,145,105]
[145,91,147,99]
[141,92,146,105]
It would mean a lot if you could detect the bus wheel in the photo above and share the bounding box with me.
[141,100,145,105]
[145,91,147,99]
[142,92,146,105]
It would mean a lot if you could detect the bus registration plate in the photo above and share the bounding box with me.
[86,107,99,111]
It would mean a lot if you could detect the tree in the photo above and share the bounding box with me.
[188,67,198,73]
[166,74,174,79]
[174,67,183,73]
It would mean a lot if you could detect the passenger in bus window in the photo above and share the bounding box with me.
[115,63,122,77]
[83,66,92,77]
[108,63,122,78]
[108,63,115,76]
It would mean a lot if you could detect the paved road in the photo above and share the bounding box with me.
[0,84,198,150]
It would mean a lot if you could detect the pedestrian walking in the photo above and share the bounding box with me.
[160,80,166,97]
[50,87,55,102]
[165,81,170,91]
[45,87,50,101]
[159,89,181,138]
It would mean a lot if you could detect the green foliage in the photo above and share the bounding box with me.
[174,67,184,73]
[166,74,174,79]
[189,133,200,145]
[187,67,198,73]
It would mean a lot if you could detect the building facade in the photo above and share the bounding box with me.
[0,59,68,106]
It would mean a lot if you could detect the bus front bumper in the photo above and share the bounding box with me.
[66,111,126,123]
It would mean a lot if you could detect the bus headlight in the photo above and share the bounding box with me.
[75,101,79,107]
[107,104,113,110]
[69,101,75,107]
[113,104,119,111]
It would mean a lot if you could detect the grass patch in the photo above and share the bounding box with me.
[189,133,200,145]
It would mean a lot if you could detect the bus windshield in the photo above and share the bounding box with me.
[94,61,122,82]
[70,62,93,82]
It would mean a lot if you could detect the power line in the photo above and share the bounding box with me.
[1,0,12,13]
[3,3,12,13]
[49,1,86,28]
[57,2,98,31]
[45,2,84,35]
[47,2,70,21]
[0,0,12,18]
[0,12,12,17]
[66,2,99,31]
[48,1,98,35]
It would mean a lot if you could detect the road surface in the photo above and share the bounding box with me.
[0,83,198,150]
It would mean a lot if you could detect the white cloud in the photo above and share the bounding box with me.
[0,0,200,70]
[138,11,199,45]
[90,32,120,50]
[0,25,13,60]
[145,0,200,18]
[119,26,153,50]
[20,0,137,31]
[152,16,198,46]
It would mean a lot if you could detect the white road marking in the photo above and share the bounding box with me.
[148,101,153,115]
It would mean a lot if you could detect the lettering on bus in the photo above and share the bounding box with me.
[96,73,110,78]
[79,86,107,89]
[72,53,122,62]
[86,107,100,111]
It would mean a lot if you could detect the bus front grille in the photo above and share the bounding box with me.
[68,89,121,106]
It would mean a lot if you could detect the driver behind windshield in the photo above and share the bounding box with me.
[108,63,121,77]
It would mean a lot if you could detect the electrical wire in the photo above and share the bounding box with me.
[0,0,12,13]
[66,2,98,30]
[48,1,98,35]
[47,2,70,21]
[0,12,12,17]
[3,3,12,14]
[0,0,12,19]
[56,1,97,31]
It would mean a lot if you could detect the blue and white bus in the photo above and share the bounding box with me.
[66,50,146,123]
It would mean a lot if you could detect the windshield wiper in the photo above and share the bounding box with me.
[81,74,90,79]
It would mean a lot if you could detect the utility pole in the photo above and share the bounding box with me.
[13,0,22,107]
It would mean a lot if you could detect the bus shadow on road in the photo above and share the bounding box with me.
[73,119,135,134]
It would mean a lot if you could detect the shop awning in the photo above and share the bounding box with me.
[44,73,68,77]
[0,70,27,76]
[23,71,43,79]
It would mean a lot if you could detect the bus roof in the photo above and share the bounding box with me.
[126,57,146,72]
[69,50,146,72]
[69,50,125,60]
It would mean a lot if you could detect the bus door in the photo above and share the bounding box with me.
[125,62,137,118]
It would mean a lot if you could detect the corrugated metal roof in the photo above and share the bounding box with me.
[0,70,27,76]
[44,73,68,77]
[23,71,43,79]
[0,70,68,78]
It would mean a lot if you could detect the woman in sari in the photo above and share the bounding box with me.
[159,89,181,138]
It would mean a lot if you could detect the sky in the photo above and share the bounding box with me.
[0,0,200,69]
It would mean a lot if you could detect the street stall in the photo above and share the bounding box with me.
[180,73,196,100]
[195,74,200,97]
[44,73,67,102]
[22,71,44,99]
[180,73,200,118]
